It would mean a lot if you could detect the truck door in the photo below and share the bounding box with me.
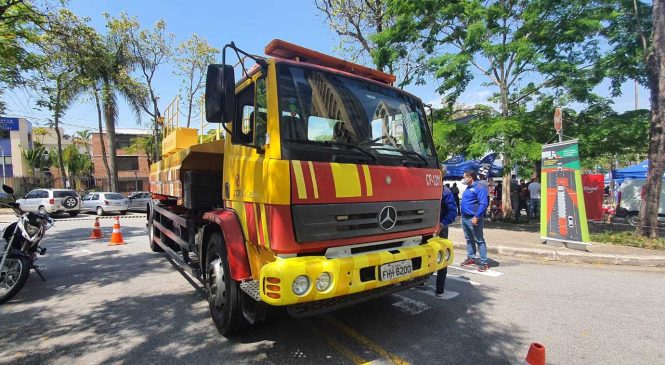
[224,73,272,248]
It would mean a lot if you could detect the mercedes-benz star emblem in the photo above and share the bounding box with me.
[378,206,397,231]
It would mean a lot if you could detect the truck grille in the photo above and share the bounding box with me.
[292,200,439,243]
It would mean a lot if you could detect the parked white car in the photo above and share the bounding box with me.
[15,189,80,216]
[81,192,129,216]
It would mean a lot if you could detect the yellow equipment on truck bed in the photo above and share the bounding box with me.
[148,39,453,335]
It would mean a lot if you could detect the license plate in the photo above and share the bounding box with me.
[379,260,413,281]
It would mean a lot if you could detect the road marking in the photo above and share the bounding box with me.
[449,264,504,277]
[432,271,482,286]
[392,294,430,315]
[322,315,410,365]
[446,275,482,286]
[309,321,368,364]
[79,249,93,254]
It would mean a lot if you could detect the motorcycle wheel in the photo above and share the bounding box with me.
[0,255,31,304]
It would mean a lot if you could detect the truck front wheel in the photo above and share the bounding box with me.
[206,232,246,335]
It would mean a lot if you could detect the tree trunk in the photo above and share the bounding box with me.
[638,0,665,238]
[93,87,113,191]
[102,83,119,192]
[499,84,513,219]
[54,78,68,188]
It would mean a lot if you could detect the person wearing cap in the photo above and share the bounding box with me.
[434,168,458,296]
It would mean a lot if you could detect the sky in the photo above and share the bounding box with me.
[2,0,651,135]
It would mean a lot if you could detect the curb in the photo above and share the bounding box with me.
[451,242,665,267]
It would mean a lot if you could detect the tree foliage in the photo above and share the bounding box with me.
[174,34,218,128]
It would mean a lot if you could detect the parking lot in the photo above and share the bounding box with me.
[1,217,664,365]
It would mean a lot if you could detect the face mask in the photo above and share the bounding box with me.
[461,178,469,185]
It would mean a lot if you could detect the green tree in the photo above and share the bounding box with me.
[375,0,611,217]
[21,143,49,177]
[598,0,663,237]
[125,135,154,166]
[0,0,45,113]
[35,17,90,187]
[105,12,173,162]
[73,129,92,158]
[174,34,218,128]
[314,0,424,87]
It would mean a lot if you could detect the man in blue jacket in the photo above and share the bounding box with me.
[460,169,490,272]
[434,170,458,296]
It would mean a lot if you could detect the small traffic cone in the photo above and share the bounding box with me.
[525,342,546,365]
[108,216,126,246]
[89,217,103,239]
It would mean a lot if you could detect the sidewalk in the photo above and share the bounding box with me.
[448,219,665,267]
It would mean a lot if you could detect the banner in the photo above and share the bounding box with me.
[540,140,590,243]
[582,174,604,221]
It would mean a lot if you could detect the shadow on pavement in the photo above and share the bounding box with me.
[0,223,526,364]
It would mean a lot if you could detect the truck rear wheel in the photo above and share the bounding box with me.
[206,232,246,335]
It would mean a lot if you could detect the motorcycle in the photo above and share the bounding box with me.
[0,184,54,304]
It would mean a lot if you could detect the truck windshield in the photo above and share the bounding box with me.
[277,64,436,167]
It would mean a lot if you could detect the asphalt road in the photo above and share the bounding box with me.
[1,219,664,364]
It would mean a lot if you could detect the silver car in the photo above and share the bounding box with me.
[81,192,129,216]
[127,191,151,212]
[16,189,81,216]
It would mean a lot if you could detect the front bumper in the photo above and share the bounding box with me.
[259,237,453,306]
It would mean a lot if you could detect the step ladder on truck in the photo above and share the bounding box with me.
[147,39,454,335]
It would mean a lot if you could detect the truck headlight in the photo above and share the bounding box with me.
[436,250,443,264]
[315,272,332,292]
[445,248,451,262]
[292,275,310,296]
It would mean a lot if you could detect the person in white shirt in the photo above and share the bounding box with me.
[527,178,541,219]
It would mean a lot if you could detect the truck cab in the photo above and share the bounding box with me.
[148,40,453,335]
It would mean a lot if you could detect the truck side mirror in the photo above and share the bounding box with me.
[205,64,235,124]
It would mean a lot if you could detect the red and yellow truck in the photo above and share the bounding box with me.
[147,39,453,335]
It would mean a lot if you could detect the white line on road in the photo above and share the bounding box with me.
[449,264,504,277]
[392,294,431,315]
[446,275,482,286]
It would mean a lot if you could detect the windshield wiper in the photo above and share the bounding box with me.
[399,150,430,166]
[284,139,377,161]
[371,146,429,167]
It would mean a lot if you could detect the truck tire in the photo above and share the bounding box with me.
[206,232,246,335]
[147,217,163,252]
[627,213,639,226]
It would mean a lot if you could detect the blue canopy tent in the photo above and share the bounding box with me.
[443,154,503,179]
[611,160,650,180]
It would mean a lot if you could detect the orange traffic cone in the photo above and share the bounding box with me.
[108,217,126,246]
[525,342,546,365]
[89,217,103,239]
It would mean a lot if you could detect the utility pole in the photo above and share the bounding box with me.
[1,146,5,185]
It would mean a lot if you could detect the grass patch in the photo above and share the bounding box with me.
[591,232,665,250]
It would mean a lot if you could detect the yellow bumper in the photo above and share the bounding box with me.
[259,237,453,306]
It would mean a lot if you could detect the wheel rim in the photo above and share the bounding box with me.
[0,258,23,297]
[39,207,46,214]
[629,215,638,226]
[97,208,103,215]
[207,257,226,309]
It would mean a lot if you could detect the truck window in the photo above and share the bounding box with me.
[255,77,267,146]
[235,84,255,144]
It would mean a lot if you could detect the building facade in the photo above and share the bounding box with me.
[92,128,151,193]
[0,117,33,178]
